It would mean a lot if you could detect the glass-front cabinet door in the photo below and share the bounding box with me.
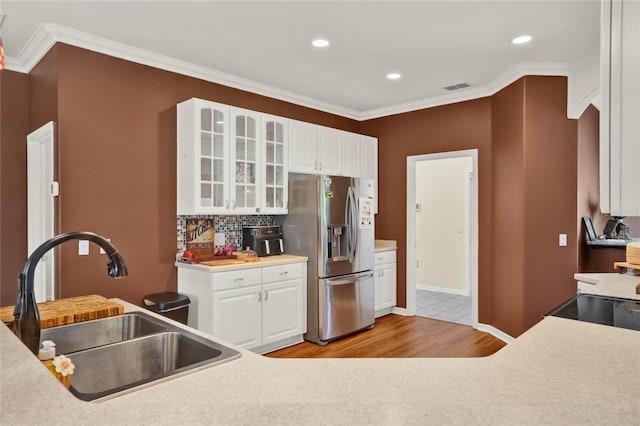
[230,108,261,213]
[262,114,288,214]
[199,104,230,212]
[177,98,230,215]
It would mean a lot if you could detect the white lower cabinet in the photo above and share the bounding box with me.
[374,250,396,317]
[261,279,304,346]
[178,261,306,354]
[212,285,262,349]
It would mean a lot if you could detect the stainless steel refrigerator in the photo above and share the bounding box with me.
[282,174,375,345]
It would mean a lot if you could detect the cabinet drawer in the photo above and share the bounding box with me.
[375,250,396,265]
[262,262,303,284]
[212,268,262,292]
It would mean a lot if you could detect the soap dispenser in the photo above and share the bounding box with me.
[38,340,58,373]
[38,340,73,389]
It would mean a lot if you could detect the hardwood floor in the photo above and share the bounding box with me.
[266,314,507,358]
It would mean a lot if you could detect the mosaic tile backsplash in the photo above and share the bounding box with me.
[177,215,278,253]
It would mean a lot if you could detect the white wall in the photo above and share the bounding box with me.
[415,156,472,293]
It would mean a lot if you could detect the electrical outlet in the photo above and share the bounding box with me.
[215,232,225,246]
[78,240,89,255]
[559,234,567,247]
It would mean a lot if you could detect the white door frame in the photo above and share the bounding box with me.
[406,149,478,327]
[27,121,57,301]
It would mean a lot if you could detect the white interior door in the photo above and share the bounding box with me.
[27,121,56,301]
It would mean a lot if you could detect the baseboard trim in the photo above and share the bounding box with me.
[375,307,395,318]
[475,323,514,344]
[416,284,470,296]
[391,307,410,316]
[255,335,304,355]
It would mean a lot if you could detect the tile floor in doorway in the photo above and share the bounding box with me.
[416,289,472,326]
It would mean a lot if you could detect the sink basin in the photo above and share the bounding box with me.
[41,312,168,354]
[39,311,241,401]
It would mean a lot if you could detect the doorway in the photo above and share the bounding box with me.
[406,150,478,327]
[27,121,57,301]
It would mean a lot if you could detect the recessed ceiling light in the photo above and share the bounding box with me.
[386,73,401,80]
[312,39,329,48]
[511,35,532,45]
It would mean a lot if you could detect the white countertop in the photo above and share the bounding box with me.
[375,239,397,253]
[1,298,639,425]
[175,254,308,272]
[574,272,640,300]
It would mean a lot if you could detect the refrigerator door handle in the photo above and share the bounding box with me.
[325,272,374,286]
[346,186,358,262]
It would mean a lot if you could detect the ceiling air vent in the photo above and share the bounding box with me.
[444,82,471,91]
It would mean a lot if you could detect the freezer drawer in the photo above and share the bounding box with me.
[319,272,375,342]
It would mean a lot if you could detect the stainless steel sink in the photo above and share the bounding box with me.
[41,312,169,354]
[39,311,241,402]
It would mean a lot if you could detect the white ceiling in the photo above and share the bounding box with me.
[1,1,600,119]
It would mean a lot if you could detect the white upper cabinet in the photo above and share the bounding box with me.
[178,100,262,215]
[261,114,288,214]
[288,120,319,174]
[289,121,344,175]
[178,98,231,215]
[230,108,261,214]
[600,0,640,216]
[341,131,360,177]
[179,98,378,214]
[316,126,343,175]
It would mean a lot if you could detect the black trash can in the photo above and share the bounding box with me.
[143,292,190,325]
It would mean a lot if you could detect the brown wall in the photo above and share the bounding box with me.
[0,44,608,337]
[490,79,526,334]
[46,43,360,306]
[360,98,494,323]
[0,70,29,305]
[363,76,582,337]
[522,76,578,330]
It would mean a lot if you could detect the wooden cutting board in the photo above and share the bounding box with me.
[0,295,124,329]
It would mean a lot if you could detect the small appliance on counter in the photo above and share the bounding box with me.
[242,226,284,257]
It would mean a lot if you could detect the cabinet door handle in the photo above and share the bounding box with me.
[284,201,288,209]
[233,277,244,282]
[224,200,229,208]
[381,269,385,277]
[257,291,261,302]
[319,161,323,170]
[314,161,318,170]
[264,291,269,301]
[232,200,236,209]
[280,271,289,276]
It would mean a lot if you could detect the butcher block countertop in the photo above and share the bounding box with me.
[175,254,308,272]
[375,239,397,253]
[0,295,124,329]
[1,297,638,425]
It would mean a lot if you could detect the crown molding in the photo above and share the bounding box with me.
[358,61,572,120]
[6,24,360,120]
[5,23,593,122]
[4,24,56,73]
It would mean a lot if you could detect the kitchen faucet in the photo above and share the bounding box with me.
[12,231,128,354]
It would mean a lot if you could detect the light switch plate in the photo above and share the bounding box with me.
[215,232,225,246]
[559,234,567,247]
[78,240,89,255]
